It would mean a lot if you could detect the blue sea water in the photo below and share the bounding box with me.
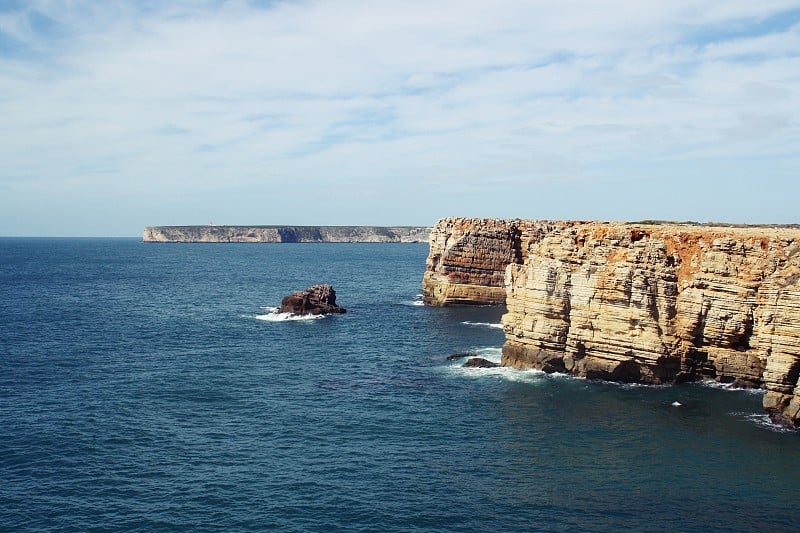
[1,238,799,532]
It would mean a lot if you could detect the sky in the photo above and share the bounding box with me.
[1,1,799,236]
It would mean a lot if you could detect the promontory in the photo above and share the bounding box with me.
[424,217,800,428]
[143,225,430,243]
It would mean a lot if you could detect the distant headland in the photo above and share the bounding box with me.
[143,225,431,243]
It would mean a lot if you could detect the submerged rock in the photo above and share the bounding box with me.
[463,357,500,368]
[279,285,346,315]
[769,412,798,430]
[446,353,476,361]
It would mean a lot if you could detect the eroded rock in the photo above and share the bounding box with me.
[463,357,500,368]
[279,285,346,315]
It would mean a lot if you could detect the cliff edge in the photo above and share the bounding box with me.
[424,217,800,427]
[143,225,430,243]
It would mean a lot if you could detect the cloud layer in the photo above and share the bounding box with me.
[1,1,799,235]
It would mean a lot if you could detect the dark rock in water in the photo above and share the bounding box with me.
[769,412,798,430]
[731,378,760,389]
[279,285,346,315]
[463,357,500,368]
[446,353,476,361]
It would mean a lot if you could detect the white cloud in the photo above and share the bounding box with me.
[0,0,799,234]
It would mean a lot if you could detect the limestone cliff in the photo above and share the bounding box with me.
[143,225,430,243]
[424,217,800,428]
[422,218,563,305]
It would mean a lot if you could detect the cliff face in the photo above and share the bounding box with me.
[422,217,562,305]
[143,226,431,243]
[424,217,800,427]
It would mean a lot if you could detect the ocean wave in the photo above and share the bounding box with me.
[736,412,796,433]
[398,294,426,307]
[461,321,503,329]
[253,307,327,322]
[471,346,502,360]
[440,346,547,383]
[614,381,672,390]
[698,380,766,395]
[445,364,547,383]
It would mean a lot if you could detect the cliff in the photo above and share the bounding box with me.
[422,217,579,304]
[143,225,431,243]
[424,217,800,428]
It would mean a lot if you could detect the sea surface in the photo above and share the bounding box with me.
[1,238,799,532]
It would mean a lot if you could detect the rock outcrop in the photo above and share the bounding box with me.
[446,353,477,361]
[424,217,800,428]
[279,285,346,315]
[463,357,500,368]
[143,225,430,243]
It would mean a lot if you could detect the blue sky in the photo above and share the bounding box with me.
[1,1,799,236]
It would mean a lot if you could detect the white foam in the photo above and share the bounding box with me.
[445,363,547,383]
[461,321,504,329]
[739,413,796,433]
[616,381,672,390]
[671,401,682,407]
[439,346,549,383]
[698,380,766,395]
[400,294,426,307]
[253,309,326,322]
[546,371,584,381]
[472,346,502,362]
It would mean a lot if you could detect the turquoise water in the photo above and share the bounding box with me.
[1,239,799,531]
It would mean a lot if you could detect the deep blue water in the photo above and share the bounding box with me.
[1,239,799,532]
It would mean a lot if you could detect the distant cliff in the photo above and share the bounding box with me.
[424,217,800,428]
[143,225,431,243]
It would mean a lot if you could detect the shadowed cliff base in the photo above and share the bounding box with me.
[143,225,431,243]
[423,217,800,428]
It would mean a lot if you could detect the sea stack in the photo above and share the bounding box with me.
[279,285,347,316]
[424,217,800,428]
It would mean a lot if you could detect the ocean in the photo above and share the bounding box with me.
[1,238,799,531]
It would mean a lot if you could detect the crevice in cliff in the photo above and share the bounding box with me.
[730,307,755,352]
[645,276,666,339]
[784,359,800,391]
[679,343,715,382]
[510,224,524,264]
[278,227,298,242]
[611,360,642,383]
[575,341,586,360]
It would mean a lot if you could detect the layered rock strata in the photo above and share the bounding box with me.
[143,225,430,243]
[424,217,800,427]
[422,218,563,305]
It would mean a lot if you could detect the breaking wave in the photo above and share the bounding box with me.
[699,380,766,395]
[736,412,796,433]
[461,321,503,329]
[253,306,326,322]
[441,346,547,383]
[400,294,426,307]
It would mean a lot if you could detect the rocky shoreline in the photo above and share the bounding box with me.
[424,217,800,428]
[143,225,431,243]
